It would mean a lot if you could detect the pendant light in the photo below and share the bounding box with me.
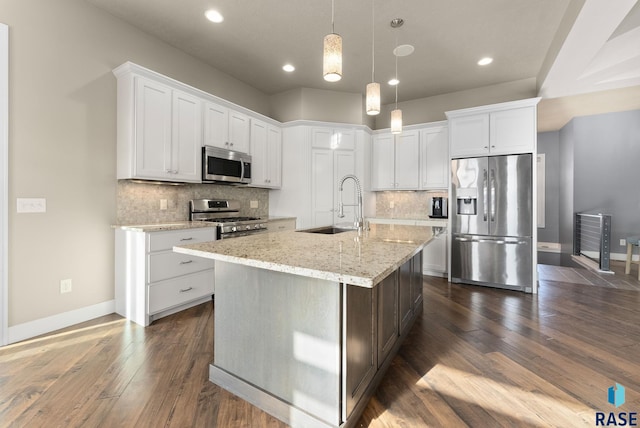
[365,0,380,115]
[390,45,402,134]
[323,0,342,82]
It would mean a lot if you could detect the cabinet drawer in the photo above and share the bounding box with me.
[148,269,215,315]
[268,219,296,232]
[148,228,216,252]
[148,251,215,283]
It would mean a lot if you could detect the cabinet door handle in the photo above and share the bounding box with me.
[180,260,193,265]
[179,287,193,293]
[180,237,193,241]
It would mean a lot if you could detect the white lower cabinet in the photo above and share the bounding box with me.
[420,229,448,277]
[368,218,448,277]
[115,227,216,326]
[267,217,296,232]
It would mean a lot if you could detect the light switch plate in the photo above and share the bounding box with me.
[250,200,258,209]
[160,199,168,210]
[17,198,46,213]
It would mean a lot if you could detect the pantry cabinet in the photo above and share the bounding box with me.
[115,226,216,326]
[447,98,540,158]
[204,102,251,154]
[115,74,202,183]
[371,130,420,190]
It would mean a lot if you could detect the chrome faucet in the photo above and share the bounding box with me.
[338,174,364,232]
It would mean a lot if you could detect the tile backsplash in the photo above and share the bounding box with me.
[375,190,448,219]
[117,180,269,225]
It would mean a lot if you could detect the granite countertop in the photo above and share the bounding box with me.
[113,217,294,232]
[368,217,448,225]
[173,223,434,288]
[112,221,218,232]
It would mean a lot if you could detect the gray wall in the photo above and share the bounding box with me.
[537,132,561,243]
[572,109,640,255]
[554,108,640,259]
[559,121,576,257]
[3,0,270,327]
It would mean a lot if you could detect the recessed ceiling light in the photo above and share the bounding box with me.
[393,44,415,57]
[282,64,295,72]
[205,9,224,23]
[388,78,399,86]
[478,57,493,66]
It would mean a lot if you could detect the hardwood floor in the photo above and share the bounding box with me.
[1,268,639,427]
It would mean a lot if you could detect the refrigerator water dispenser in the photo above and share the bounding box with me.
[456,188,477,215]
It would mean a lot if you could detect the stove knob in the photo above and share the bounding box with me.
[231,226,237,232]
[246,225,251,230]
[254,224,260,229]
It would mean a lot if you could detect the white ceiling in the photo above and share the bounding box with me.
[85,0,640,130]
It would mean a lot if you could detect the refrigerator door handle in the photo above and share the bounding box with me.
[482,168,488,222]
[490,168,496,223]
[454,236,529,245]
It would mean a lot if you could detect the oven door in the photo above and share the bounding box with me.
[202,146,251,184]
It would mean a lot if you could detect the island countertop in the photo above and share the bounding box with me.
[173,223,434,287]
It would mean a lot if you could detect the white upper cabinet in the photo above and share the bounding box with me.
[250,119,282,189]
[420,125,449,190]
[371,130,419,191]
[311,127,356,150]
[204,102,251,153]
[447,98,540,158]
[119,75,202,183]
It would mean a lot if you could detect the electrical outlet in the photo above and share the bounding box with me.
[389,201,395,208]
[160,199,168,210]
[60,279,72,294]
[17,198,46,213]
[250,200,258,209]
[620,239,626,246]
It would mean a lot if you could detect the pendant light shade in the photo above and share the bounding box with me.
[323,33,343,82]
[365,0,379,115]
[390,108,402,134]
[366,82,380,115]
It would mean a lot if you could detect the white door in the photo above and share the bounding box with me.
[134,77,172,179]
[449,114,490,158]
[394,131,420,190]
[266,125,282,188]
[228,110,250,153]
[250,119,268,186]
[371,134,395,190]
[311,149,334,227]
[171,90,201,182]
[203,102,229,149]
[420,126,449,189]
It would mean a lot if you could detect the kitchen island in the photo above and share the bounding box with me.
[174,224,434,428]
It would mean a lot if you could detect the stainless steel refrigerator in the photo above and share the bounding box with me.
[450,154,533,292]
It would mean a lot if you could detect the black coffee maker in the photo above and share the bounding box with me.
[429,197,448,218]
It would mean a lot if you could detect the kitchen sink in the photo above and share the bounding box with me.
[296,226,354,235]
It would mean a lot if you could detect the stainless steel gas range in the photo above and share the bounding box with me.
[189,199,267,239]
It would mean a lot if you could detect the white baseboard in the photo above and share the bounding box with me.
[7,300,115,345]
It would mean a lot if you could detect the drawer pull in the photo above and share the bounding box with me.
[179,260,193,265]
[179,287,194,293]
[180,237,194,241]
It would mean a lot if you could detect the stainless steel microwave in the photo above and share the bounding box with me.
[202,146,251,184]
